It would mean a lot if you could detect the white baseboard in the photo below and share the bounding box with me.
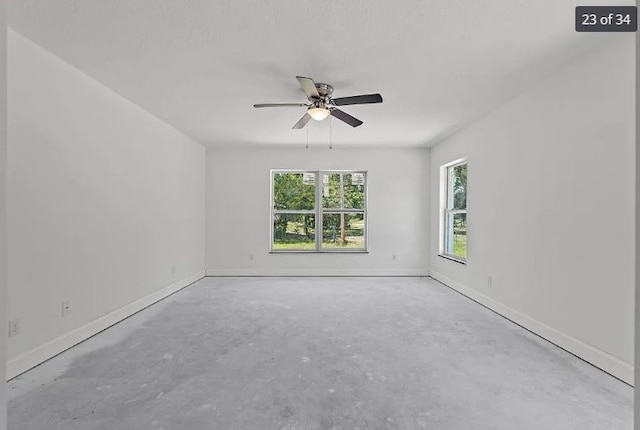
[206,268,428,277]
[6,270,206,380]
[429,270,634,385]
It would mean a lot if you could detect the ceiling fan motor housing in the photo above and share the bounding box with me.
[312,83,333,100]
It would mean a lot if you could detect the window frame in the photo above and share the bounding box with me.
[439,159,467,263]
[270,169,368,253]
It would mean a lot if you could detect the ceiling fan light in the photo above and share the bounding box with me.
[308,107,330,121]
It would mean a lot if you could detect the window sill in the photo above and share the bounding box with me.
[270,250,369,254]
[438,254,467,265]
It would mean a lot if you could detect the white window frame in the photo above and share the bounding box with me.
[270,169,368,253]
[439,159,467,263]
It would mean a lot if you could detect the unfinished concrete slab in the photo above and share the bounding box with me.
[8,277,632,429]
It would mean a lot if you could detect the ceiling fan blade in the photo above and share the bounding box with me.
[296,76,320,99]
[330,109,363,127]
[254,103,308,108]
[332,93,383,106]
[292,112,312,129]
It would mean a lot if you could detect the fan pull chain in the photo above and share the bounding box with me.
[306,123,309,149]
[329,116,333,150]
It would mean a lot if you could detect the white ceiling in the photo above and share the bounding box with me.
[8,0,626,147]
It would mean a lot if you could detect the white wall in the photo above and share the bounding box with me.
[206,146,429,276]
[430,36,635,383]
[0,0,7,427]
[6,30,206,378]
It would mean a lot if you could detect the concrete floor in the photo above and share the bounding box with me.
[8,277,632,429]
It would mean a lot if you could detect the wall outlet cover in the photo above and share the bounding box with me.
[8,319,20,337]
[62,300,72,317]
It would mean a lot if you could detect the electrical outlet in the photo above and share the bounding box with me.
[488,276,493,288]
[8,319,20,337]
[61,300,72,317]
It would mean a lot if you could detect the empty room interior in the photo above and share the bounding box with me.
[0,1,638,429]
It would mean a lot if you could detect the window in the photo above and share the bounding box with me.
[441,160,467,262]
[271,170,367,252]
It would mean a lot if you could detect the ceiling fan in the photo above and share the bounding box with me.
[254,76,383,129]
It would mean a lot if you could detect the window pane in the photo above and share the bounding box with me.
[321,173,366,209]
[321,173,341,208]
[451,164,467,210]
[445,212,467,259]
[344,173,365,209]
[273,213,316,250]
[322,213,365,249]
[273,173,316,211]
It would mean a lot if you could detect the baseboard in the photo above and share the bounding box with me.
[429,271,634,386]
[6,270,206,380]
[206,268,428,277]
